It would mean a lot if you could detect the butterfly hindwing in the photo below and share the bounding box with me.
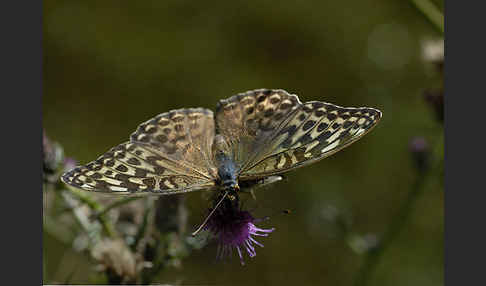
[61,108,218,194]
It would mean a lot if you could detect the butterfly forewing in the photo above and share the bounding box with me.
[61,108,218,194]
[62,89,381,194]
[214,89,382,180]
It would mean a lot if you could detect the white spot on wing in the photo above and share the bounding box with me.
[321,140,340,153]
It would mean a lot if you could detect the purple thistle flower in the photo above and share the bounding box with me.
[204,199,275,265]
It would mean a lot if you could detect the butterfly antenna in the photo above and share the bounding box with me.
[191,191,228,237]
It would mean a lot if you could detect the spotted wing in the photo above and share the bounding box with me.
[215,89,382,180]
[61,108,218,194]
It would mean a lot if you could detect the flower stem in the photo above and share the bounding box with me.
[410,0,444,35]
[354,135,443,286]
[65,188,117,238]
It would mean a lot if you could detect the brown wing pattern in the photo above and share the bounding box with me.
[61,108,217,194]
[215,89,382,180]
[215,89,302,172]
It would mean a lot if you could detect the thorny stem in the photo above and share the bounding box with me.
[410,0,444,35]
[354,134,443,286]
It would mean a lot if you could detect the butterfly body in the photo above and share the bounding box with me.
[214,147,239,191]
[61,89,381,196]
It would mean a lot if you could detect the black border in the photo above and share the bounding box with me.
[445,0,485,285]
[3,1,42,285]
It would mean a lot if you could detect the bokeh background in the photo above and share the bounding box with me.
[43,0,444,285]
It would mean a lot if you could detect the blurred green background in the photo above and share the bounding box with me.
[43,0,443,285]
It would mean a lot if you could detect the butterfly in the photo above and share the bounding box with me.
[61,89,382,198]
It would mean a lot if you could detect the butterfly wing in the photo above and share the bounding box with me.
[214,89,382,180]
[61,108,218,194]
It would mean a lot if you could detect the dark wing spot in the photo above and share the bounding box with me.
[156,134,168,143]
[302,120,316,131]
[127,157,141,165]
[135,168,148,177]
[317,122,328,132]
[116,165,129,172]
[299,133,313,145]
[262,89,272,95]
[302,105,313,113]
[338,130,351,139]
[114,152,125,159]
[114,173,130,181]
[343,121,354,129]
[142,178,156,189]
[315,110,325,117]
[327,113,337,121]
[319,131,333,141]
[312,102,324,109]
[326,105,337,112]
[282,137,293,148]
[367,109,377,116]
[91,173,102,179]
[246,107,254,115]
[331,123,341,129]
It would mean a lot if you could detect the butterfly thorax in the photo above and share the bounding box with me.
[213,135,239,191]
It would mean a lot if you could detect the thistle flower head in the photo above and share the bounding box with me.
[204,198,275,265]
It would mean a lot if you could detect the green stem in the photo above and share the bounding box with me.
[354,174,427,286]
[66,188,117,238]
[354,135,443,286]
[132,199,152,251]
[410,0,444,35]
